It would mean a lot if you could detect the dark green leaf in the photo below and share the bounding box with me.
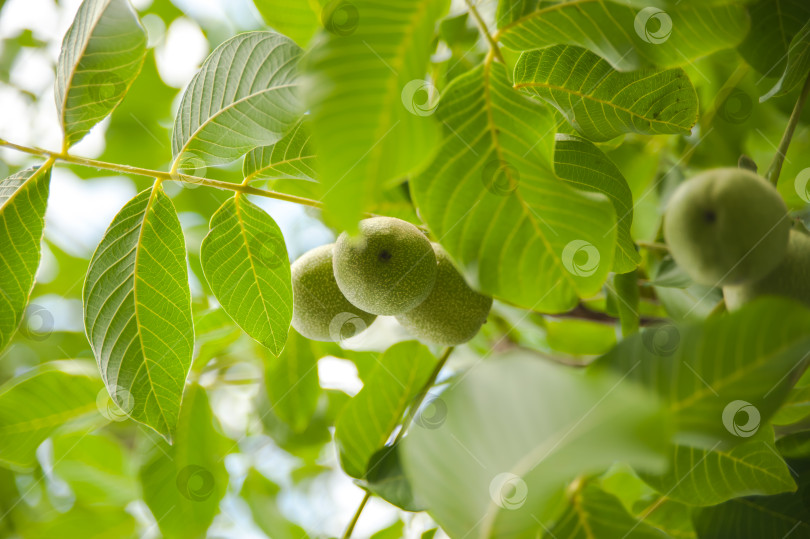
[738,0,810,76]
[640,428,795,506]
[497,1,749,71]
[366,445,425,512]
[515,45,698,142]
[335,341,435,478]
[550,481,667,538]
[591,298,810,447]
[762,19,810,100]
[411,62,617,312]
[554,134,639,272]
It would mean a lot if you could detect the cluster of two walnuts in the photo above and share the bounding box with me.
[291,217,493,345]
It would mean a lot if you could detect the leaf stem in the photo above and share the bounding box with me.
[393,346,454,444]
[0,138,324,210]
[341,491,371,539]
[636,241,669,252]
[767,71,810,187]
[464,0,506,64]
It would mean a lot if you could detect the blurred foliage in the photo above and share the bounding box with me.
[1,0,810,537]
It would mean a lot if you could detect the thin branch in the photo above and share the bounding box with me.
[767,71,810,187]
[636,241,669,252]
[341,491,371,539]
[464,0,506,64]
[551,303,666,327]
[0,138,325,210]
[393,346,454,444]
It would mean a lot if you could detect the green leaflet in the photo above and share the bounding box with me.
[0,360,103,470]
[171,31,304,167]
[554,134,640,272]
[591,298,810,447]
[335,340,435,478]
[55,0,147,148]
[411,62,617,312]
[243,119,317,182]
[497,1,749,71]
[140,384,229,538]
[0,164,51,354]
[693,460,810,539]
[549,482,667,538]
[640,428,795,506]
[401,353,670,538]
[83,187,193,441]
[302,0,450,229]
[514,45,698,142]
[200,195,292,355]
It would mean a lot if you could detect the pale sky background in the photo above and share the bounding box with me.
[0,0,469,536]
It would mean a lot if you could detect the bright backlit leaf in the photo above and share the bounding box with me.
[56,0,147,147]
[172,31,303,167]
[83,187,193,441]
[0,164,51,353]
[201,194,292,355]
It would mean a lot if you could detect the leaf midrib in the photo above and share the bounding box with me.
[514,80,691,131]
[131,186,173,436]
[235,195,276,349]
[60,0,111,143]
[482,60,578,293]
[173,36,301,164]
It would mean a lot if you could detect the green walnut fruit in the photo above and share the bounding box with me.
[663,168,790,286]
[396,243,492,345]
[724,229,810,310]
[291,244,377,342]
[333,217,437,315]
